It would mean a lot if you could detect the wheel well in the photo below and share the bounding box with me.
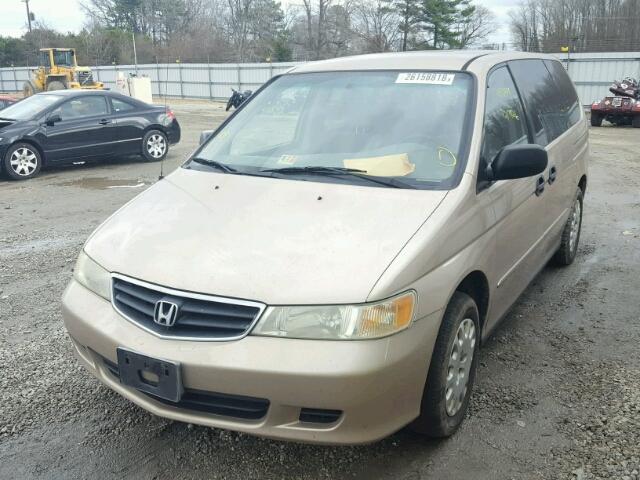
[455,271,489,335]
[143,125,168,137]
[578,175,587,194]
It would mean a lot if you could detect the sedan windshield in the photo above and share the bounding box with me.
[191,71,474,189]
[0,95,62,121]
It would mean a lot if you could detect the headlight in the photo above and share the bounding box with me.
[251,291,416,340]
[73,251,111,300]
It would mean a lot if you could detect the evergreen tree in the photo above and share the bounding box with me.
[421,0,475,49]
[383,0,422,51]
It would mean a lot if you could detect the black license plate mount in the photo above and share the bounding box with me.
[116,348,183,403]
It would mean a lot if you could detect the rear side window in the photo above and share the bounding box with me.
[111,98,136,113]
[544,60,582,133]
[481,67,529,170]
[509,59,580,145]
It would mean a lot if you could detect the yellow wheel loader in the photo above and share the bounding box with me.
[23,48,104,97]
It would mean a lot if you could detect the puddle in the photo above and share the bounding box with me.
[56,177,147,190]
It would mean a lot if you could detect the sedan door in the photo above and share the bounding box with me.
[42,95,115,163]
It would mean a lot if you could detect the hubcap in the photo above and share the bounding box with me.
[146,134,166,158]
[445,318,476,417]
[9,147,38,176]
[569,198,582,253]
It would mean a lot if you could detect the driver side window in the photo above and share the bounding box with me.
[51,96,108,121]
[480,67,529,183]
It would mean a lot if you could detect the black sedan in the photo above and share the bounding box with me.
[0,90,180,180]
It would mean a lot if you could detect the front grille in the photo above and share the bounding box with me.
[103,357,269,420]
[112,276,263,340]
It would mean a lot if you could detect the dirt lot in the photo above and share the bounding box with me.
[1,102,639,480]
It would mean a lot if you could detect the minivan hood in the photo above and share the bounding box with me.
[85,168,447,305]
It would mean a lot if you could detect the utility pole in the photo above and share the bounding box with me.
[23,0,33,33]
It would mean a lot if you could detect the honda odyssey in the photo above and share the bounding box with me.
[62,51,588,444]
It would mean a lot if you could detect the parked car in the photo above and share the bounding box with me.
[0,95,17,110]
[591,88,640,128]
[62,51,588,445]
[0,90,180,180]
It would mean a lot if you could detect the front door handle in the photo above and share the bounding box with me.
[548,166,557,185]
[535,176,545,196]
[99,118,111,125]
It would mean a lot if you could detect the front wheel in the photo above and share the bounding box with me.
[3,143,42,180]
[590,112,603,127]
[410,292,480,438]
[23,80,38,97]
[553,188,583,266]
[141,130,168,162]
[633,115,640,128]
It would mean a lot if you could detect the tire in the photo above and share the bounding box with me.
[46,80,66,91]
[410,292,480,438]
[141,129,168,162]
[590,112,603,127]
[553,188,583,266]
[23,80,38,97]
[633,116,640,128]
[2,143,42,180]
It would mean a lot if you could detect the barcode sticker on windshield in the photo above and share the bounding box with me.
[396,72,455,85]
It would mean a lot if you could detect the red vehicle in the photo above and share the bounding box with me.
[591,77,640,128]
[0,95,17,110]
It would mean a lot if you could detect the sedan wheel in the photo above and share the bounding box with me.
[146,134,167,159]
[3,143,42,180]
[142,130,169,162]
[10,147,39,176]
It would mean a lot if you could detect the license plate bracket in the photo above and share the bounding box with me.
[116,348,183,403]
[613,97,623,107]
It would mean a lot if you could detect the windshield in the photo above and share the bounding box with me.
[191,71,474,189]
[53,50,74,67]
[0,95,62,121]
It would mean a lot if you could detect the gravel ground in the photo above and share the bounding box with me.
[0,104,639,479]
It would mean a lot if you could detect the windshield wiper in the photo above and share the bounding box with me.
[260,166,416,189]
[190,157,238,173]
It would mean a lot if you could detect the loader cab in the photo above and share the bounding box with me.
[39,49,77,72]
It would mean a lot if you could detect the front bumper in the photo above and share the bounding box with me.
[62,279,441,445]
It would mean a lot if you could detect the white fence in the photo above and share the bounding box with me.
[1,52,639,105]
[0,62,300,101]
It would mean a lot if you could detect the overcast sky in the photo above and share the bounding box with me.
[1,0,515,45]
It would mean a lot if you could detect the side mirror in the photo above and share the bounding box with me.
[487,144,548,181]
[199,130,214,145]
[46,114,62,126]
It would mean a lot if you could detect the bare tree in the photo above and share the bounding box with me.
[510,0,640,52]
[456,5,495,48]
[353,0,400,52]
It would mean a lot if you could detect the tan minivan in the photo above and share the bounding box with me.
[62,51,588,445]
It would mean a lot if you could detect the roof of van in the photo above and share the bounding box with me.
[290,50,559,74]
